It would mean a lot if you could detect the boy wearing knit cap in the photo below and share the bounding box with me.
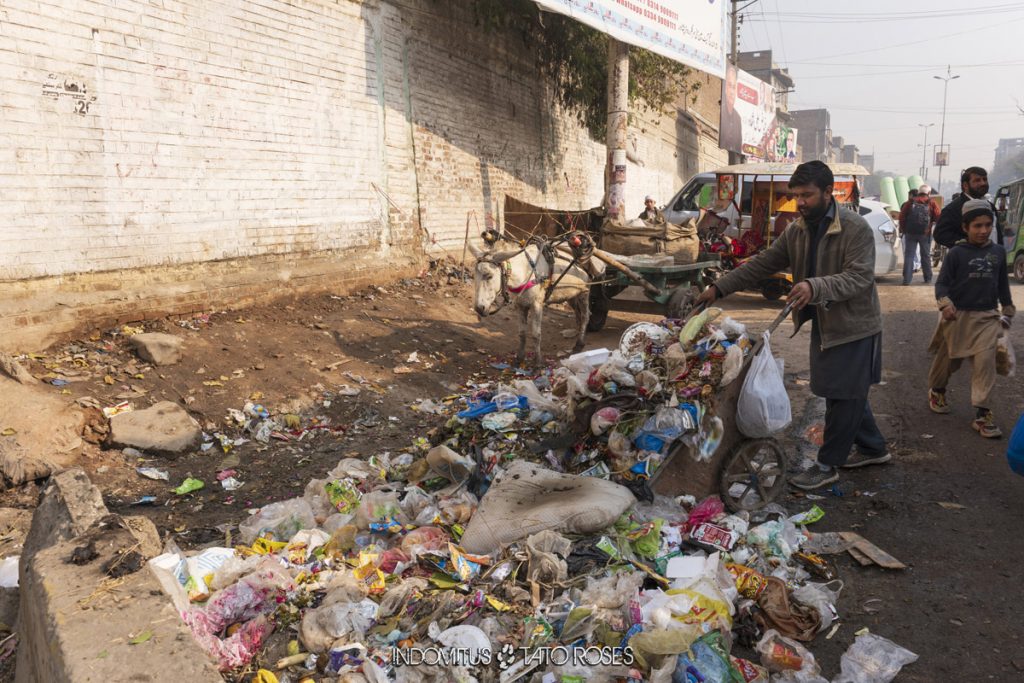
[928,199,1015,437]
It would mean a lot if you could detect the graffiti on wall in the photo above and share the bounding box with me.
[42,74,96,115]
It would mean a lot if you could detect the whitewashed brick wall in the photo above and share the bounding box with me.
[0,0,725,281]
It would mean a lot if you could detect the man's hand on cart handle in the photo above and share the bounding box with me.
[787,281,813,310]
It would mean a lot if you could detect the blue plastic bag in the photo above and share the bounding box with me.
[1008,414,1024,476]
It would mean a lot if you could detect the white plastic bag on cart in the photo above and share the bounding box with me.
[736,331,791,438]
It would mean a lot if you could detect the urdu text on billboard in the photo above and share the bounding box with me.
[531,1,728,78]
[719,63,781,159]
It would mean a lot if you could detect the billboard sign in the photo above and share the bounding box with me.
[719,63,778,158]
[531,0,728,78]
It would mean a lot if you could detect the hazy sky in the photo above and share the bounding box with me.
[738,0,1024,188]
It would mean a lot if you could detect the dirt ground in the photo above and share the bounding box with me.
[2,262,1024,680]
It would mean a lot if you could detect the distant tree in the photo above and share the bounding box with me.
[465,0,702,140]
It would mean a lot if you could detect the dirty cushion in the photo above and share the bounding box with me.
[459,461,635,555]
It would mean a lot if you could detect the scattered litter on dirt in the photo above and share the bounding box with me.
[133,312,917,681]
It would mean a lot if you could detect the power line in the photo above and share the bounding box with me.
[750,3,1024,23]
[777,15,1024,63]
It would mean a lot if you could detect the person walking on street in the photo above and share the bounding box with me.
[694,161,888,490]
[928,199,1015,438]
[934,167,993,248]
[899,184,940,284]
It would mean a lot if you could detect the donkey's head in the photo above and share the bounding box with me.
[469,242,520,317]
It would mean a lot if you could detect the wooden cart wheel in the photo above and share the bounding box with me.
[666,286,699,319]
[719,438,787,512]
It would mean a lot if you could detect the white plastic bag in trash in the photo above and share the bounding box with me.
[736,331,791,437]
[832,632,918,683]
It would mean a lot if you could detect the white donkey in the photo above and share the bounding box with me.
[469,240,599,366]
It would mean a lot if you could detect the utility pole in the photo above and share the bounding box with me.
[605,38,629,221]
[918,123,934,181]
[731,0,739,64]
[728,0,741,165]
[934,66,959,194]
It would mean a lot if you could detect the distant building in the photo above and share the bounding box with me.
[841,144,859,165]
[790,109,833,163]
[737,50,794,113]
[994,138,1024,167]
[859,154,875,173]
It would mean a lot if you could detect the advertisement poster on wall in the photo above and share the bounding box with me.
[719,63,779,159]
[531,1,727,78]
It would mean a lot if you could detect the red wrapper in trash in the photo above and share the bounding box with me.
[689,522,740,552]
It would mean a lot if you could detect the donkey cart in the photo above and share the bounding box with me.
[586,249,721,332]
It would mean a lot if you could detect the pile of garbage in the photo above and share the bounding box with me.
[147,313,917,682]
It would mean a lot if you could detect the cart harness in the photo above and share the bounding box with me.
[478,231,594,308]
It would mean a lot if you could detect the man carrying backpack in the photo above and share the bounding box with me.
[934,167,994,248]
[899,185,940,285]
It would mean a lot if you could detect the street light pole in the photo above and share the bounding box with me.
[918,123,934,181]
[934,66,959,194]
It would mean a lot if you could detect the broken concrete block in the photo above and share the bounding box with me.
[129,332,183,366]
[109,401,200,454]
[21,469,107,561]
[459,461,636,555]
[16,525,221,683]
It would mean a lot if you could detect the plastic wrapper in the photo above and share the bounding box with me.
[425,445,475,483]
[697,415,725,463]
[401,526,449,558]
[182,560,293,670]
[663,343,689,380]
[437,490,477,525]
[300,598,379,652]
[628,626,702,670]
[184,547,236,601]
[608,430,635,459]
[525,529,572,585]
[435,624,492,664]
[590,407,622,435]
[480,411,517,431]
[353,489,408,530]
[720,317,747,338]
[401,485,435,520]
[210,554,263,591]
[747,518,804,560]
[239,498,316,544]
[597,352,638,388]
[683,496,724,532]
[755,629,820,675]
[726,563,769,600]
[328,457,384,483]
[790,580,843,632]
[580,570,645,610]
[325,478,362,514]
[731,655,769,682]
[720,344,745,387]
[513,378,564,416]
[736,332,792,437]
[674,631,740,683]
[832,633,918,683]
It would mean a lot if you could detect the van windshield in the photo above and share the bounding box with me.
[672,177,714,211]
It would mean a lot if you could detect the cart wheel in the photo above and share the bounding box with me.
[761,281,787,301]
[667,286,698,319]
[1014,254,1024,284]
[719,438,787,512]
